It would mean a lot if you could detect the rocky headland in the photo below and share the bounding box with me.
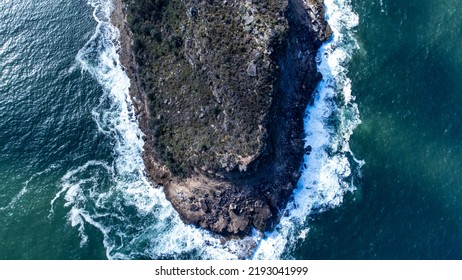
[112,0,331,235]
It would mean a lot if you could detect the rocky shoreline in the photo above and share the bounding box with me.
[111,0,331,235]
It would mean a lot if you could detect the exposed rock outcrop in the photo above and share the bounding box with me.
[112,0,331,235]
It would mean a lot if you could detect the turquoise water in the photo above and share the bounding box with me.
[0,0,107,258]
[1,0,461,259]
[294,0,462,259]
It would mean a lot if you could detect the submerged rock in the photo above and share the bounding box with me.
[112,0,331,235]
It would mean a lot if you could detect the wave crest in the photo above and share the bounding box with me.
[52,0,362,259]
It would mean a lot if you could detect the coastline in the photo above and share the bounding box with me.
[110,0,331,235]
[111,0,173,187]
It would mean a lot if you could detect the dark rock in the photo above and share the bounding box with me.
[304,145,312,155]
[200,200,209,213]
[112,0,331,236]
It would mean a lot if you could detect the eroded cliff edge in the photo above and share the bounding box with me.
[112,0,331,235]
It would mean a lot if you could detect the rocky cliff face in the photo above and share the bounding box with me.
[113,0,331,235]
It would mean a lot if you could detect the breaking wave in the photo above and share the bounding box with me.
[252,0,363,259]
[51,0,362,259]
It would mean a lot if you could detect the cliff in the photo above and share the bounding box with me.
[112,0,331,235]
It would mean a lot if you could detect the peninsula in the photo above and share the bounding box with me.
[112,0,331,235]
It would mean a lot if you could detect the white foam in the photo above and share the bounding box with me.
[379,0,386,13]
[252,0,363,259]
[0,185,28,212]
[52,0,264,260]
[53,0,362,260]
[0,163,62,212]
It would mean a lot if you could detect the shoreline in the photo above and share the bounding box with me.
[110,0,331,235]
[111,0,173,186]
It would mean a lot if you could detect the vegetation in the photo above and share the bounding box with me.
[124,0,288,177]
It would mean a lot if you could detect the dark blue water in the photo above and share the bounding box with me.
[1,0,461,259]
[294,0,462,259]
[0,0,108,259]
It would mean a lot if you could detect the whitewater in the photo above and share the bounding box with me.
[50,0,362,259]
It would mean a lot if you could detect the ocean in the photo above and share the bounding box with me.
[0,0,460,259]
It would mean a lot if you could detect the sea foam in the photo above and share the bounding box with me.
[52,0,257,260]
[52,0,362,259]
[252,0,363,259]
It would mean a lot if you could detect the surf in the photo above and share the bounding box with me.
[252,0,363,259]
[52,0,256,260]
[51,0,362,259]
